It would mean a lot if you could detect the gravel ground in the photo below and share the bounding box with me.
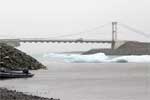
[0,88,60,100]
[0,43,46,70]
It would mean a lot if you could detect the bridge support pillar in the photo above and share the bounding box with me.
[111,41,115,49]
[111,41,127,49]
[111,22,117,49]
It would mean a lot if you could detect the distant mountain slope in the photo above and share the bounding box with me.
[83,42,150,55]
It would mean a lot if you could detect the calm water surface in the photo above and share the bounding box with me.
[0,61,150,100]
[0,43,150,100]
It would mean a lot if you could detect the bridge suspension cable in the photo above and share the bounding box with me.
[52,22,111,38]
[119,22,150,38]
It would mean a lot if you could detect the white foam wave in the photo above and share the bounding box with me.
[43,53,150,63]
[111,55,150,63]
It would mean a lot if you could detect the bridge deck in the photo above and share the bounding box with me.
[19,39,112,43]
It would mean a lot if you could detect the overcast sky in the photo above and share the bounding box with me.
[0,0,150,40]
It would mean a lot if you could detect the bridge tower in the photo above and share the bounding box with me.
[111,22,117,49]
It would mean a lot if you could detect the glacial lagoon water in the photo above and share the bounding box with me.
[0,43,150,100]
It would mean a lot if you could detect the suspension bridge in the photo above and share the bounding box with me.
[0,22,149,49]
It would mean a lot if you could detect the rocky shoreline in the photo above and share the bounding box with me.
[83,41,150,55]
[0,43,59,100]
[0,88,59,100]
[0,43,46,70]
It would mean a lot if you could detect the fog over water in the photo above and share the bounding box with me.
[1,49,150,100]
[0,43,149,100]
[1,0,150,100]
[0,0,150,41]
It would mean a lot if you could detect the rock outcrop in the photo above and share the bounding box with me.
[0,43,46,70]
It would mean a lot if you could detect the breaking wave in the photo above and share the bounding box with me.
[43,53,150,63]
